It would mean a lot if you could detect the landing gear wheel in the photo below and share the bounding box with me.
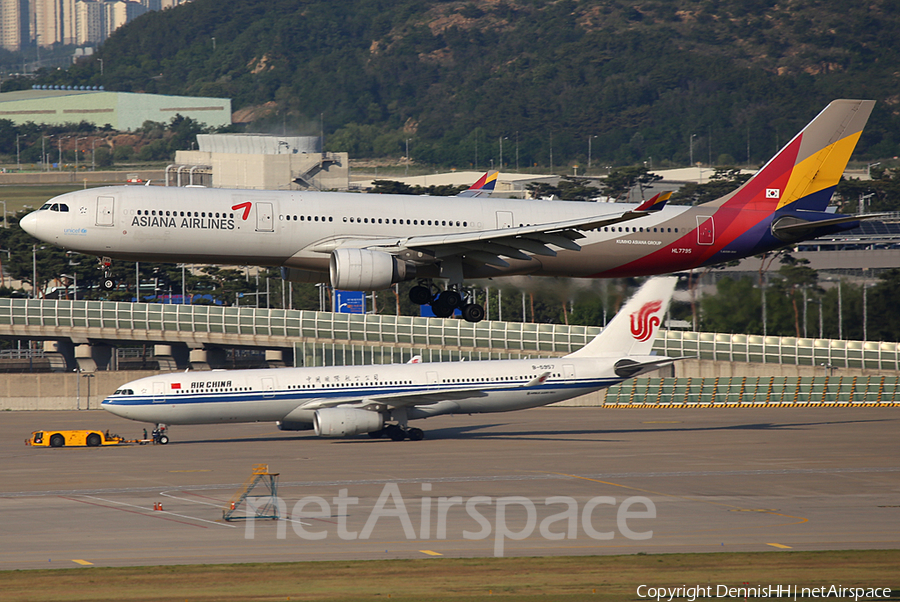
[407,428,425,441]
[441,290,462,309]
[101,277,116,291]
[462,303,486,323]
[431,295,455,318]
[409,285,433,306]
[386,426,407,441]
[49,433,64,448]
[158,435,169,445]
[86,433,101,447]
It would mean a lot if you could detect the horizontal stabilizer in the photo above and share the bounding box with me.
[613,356,689,378]
[772,212,889,239]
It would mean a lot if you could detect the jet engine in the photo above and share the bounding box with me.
[329,248,416,291]
[313,407,384,438]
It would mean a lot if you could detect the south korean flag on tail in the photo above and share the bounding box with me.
[766,188,781,199]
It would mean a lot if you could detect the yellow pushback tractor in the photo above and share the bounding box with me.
[27,429,131,448]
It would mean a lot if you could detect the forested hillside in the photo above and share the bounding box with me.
[42,0,900,167]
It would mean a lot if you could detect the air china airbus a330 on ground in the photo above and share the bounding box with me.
[21,100,876,322]
[102,278,677,442]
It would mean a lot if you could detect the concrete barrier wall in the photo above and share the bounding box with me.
[0,370,162,410]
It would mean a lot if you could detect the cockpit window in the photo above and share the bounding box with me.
[57,204,69,212]
[39,203,51,210]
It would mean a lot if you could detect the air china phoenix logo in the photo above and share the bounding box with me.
[630,300,663,342]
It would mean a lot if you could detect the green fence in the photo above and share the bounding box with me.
[603,375,900,406]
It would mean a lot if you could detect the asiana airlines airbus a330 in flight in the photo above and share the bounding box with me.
[21,99,877,322]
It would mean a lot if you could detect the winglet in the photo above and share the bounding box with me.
[458,171,499,197]
[634,191,671,212]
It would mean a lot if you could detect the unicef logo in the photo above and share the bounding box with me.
[63,228,88,236]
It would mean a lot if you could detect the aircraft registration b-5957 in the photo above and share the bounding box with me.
[101,277,677,442]
[21,99,877,322]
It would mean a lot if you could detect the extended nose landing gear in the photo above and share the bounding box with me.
[409,280,485,322]
[99,256,116,291]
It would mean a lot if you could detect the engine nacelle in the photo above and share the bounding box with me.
[313,408,384,438]
[329,248,416,291]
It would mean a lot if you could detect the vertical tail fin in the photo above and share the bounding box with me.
[457,171,499,197]
[566,277,677,358]
[704,99,875,212]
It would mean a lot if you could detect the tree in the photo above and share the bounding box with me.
[669,168,752,206]
[598,167,662,202]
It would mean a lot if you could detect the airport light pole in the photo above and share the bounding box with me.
[689,133,696,168]
[16,134,20,171]
[75,137,87,171]
[588,135,597,170]
[405,138,411,177]
[82,373,94,410]
[867,162,880,180]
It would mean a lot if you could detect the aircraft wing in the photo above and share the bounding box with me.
[298,372,551,411]
[312,209,652,267]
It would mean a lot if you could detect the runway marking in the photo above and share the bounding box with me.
[767,543,792,549]
[59,496,207,528]
[80,495,236,529]
[420,550,443,556]
[160,491,224,508]
[71,559,93,565]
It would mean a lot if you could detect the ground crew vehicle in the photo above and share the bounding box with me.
[27,429,129,447]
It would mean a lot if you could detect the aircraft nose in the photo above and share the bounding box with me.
[19,211,38,236]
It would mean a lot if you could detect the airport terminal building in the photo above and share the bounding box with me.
[0,88,231,131]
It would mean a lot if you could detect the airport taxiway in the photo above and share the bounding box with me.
[1,406,898,569]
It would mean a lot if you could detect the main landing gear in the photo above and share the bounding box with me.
[409,280,486,323]
[99,256,116,291]
[368,425,425,441]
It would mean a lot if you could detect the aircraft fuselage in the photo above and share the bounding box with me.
[19,185,827,281]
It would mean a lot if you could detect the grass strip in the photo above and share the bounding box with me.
[1,550,898,602]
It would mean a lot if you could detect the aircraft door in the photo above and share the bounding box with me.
[261,377,275,398]
[696,216,714,245]
[563,364,575,379]
[96,196,115,227]
[427,371,439,385]
[256,202,274,232]
[152,381,165,403]
[496,211,513,229]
